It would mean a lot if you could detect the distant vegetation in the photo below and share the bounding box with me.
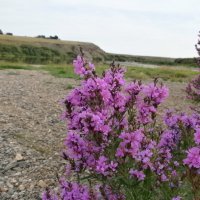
[36,35,60,40]
[0,29,13,36]
[106,53,198,67]
[6,32,13,36]
[0,29,58,39]
[0,33,198,67]
[0,43,75,64]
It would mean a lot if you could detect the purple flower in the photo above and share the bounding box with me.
[142,83,169,104]
[42,191,58,200]
[158,130,180,149]
[73,55,95,76]
[194,128,200,145]
[59,180,91,200]
[164,110,179,128]
[96,156,118,176]
[102,185,125,200]
[160,173,168,182]
[104,67,125,88]
[180,114,197,128]
[183,147,200,168]
[116,129,144,158]
[137,102,156,124]
[96,156,109,175]
[126,81,143,96]
[125,81,143,103]
[172,196,181,200]
[129,169,145,181]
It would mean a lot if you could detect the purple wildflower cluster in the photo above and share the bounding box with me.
[42,53,200,199]
[186,32,200,104]
[42,180,93,200]
[172,197,181,200]
[183,125,200,170]
[163,110,200,197]
[164,99,200,176]
[186,75,200,103]
[184,147,200,168]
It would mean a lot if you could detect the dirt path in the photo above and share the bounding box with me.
[0,69,190,200]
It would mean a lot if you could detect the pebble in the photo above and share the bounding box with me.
[19,184,25,191]
[38,180,47,188]
[15,153,24,161]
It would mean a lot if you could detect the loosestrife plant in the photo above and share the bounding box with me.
[186,32,200,104]
[186,75,200,103]
[43,53,200,200]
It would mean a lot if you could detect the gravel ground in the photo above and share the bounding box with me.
[0,69,190,200]
[0,70,78,200]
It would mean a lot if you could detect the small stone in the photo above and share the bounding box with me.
[6,181,13,189]
[15,153,24,161]
[14,172,22,176]
[14,182,19,187]
[11,192,18,199]
[38,180,47,188]
[8,188,14,195]
[29,183,35,190]
[0,186,8,192]
[19,184,25,191]
[10,178,17,184]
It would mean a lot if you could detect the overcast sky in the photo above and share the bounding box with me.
[0,0,200,57]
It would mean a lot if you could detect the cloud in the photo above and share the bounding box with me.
[0,0,200,57]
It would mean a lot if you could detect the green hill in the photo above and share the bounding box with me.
[0,35,105,64]
[0,34,198,67]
